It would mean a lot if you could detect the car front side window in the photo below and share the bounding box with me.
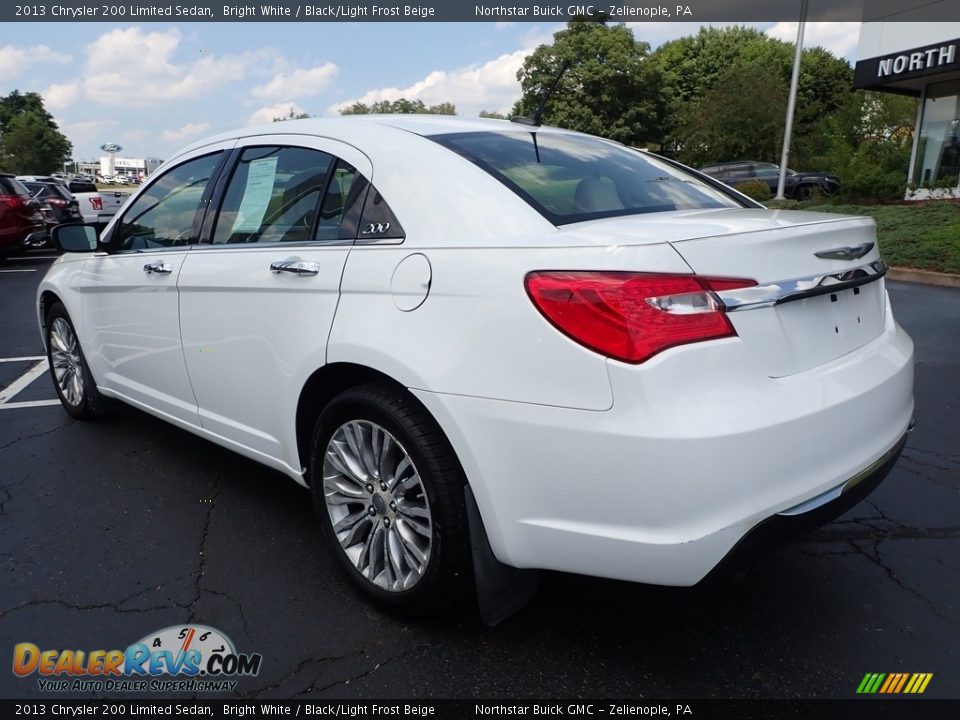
[115,152,223,252]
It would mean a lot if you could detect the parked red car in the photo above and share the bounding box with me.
[0,174,45,262]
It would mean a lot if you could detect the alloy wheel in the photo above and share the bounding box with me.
[322,419,433,592]
[49,317,84,407]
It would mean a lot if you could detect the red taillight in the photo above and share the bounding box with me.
[525,271,756,364]
[89,197,103,210]
[48,198,68,208]
[0,194,25,209]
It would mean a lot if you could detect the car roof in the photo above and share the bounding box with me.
[176,115,589,158]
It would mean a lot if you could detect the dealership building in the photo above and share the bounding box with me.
[855,22,960,198]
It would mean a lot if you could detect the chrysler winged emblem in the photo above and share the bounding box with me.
[814,243,875,260]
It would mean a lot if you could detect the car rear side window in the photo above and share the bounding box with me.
[1,176,30,196]
[429,131,743,225]
[212,146,337,245]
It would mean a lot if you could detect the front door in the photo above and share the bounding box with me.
[79,149,228,425]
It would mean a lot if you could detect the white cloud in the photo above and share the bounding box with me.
[328,48,532,117]
[248,101,308,126]
[81,27,270,107]
[162,122,212,142]
[0,44,71,81]
[251,63,339,100]
[766,22,861,60]
[43,82,80,111]
[57,119,120,150]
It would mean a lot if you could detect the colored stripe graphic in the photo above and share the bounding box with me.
[857,672,933,694]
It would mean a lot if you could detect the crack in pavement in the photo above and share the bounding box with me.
[0,573,196,620]
[0,422,73,452]
[188,471,221,624]
[847,538,950,623]
[808,525,960,542]
[237,654,353,698]
[293,646,419,698]
[200,587,251,639]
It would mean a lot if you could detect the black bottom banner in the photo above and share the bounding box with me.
[3,699,959,720]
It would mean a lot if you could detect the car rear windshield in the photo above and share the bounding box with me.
[429,131,743,225]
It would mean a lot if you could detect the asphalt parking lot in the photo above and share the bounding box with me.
[0,252,957,700]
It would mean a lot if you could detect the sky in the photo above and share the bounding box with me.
[0,21,862,162]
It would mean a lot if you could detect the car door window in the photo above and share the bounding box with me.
[115,153,223,251]
[213,146,343,245]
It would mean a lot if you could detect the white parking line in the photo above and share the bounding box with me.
[0,269,37,273]
[0,360,50,404]
[0,399,60,410]
[0,356,45,363]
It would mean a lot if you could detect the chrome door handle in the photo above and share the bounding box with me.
[143,262,173,275]
[270,258,320,276]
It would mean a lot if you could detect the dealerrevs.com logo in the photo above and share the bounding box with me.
[13,625,262,693]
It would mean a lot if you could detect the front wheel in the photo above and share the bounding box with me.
[45,302,110,419]
[309,383,471,613]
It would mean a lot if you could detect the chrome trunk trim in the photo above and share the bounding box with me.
[716,260,887,312]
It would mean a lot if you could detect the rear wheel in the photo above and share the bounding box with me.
[309,383,471,613]
[796,184,817,201]
[45,302,110,420]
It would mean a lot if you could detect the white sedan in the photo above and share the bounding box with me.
[39,116,914,619]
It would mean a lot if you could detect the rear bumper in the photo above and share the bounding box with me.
[700,427,909,584]
[413,301,914,586]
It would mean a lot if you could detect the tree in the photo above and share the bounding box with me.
[649,26,854,165]
[674,62,789,166]
[339,99,457,115]
[273,107,312,121]
[479,110,508,120]
[0,91,72,174]
[512,18,667,147]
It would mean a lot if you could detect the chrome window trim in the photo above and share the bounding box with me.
[716,260,887,312]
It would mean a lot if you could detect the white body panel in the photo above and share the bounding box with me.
[79,249,198,424]
[37,116,915,588]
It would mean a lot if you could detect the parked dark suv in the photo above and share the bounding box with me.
[0,174,45,262]
[21,180,84,242]
[699,161,840,200]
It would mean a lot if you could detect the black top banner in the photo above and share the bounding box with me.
[8,0,960,23]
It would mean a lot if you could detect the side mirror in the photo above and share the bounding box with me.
[52,224,99,253]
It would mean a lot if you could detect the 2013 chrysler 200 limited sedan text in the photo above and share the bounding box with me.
[39,116,914,618]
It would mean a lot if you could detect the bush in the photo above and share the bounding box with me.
[734,180,772,201]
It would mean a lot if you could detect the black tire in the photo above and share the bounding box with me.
[45,302,111,420]
[795,184,817,201]
[308,382,471,614]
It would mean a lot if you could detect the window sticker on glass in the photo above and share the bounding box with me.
[231,156,279,233]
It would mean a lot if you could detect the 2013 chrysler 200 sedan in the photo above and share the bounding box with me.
[39,116,914,617]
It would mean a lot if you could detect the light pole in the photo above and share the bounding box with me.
[775,0,809,201]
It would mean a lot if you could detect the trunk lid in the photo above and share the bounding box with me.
[562,208,888,377]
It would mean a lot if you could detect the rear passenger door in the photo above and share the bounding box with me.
[176,136,372,468]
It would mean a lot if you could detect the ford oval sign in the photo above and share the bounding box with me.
[100,143,123,153]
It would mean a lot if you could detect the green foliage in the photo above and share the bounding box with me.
[803,90,916,202]
[339,99,456,115]
[479,110,508,120]
[648,25,853,166]
[272,107,312,122]
[512,19,667,147]
[734,180,773,202]
[796,203,960,274]
[0,90,72,174]
[674,62,788,166]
